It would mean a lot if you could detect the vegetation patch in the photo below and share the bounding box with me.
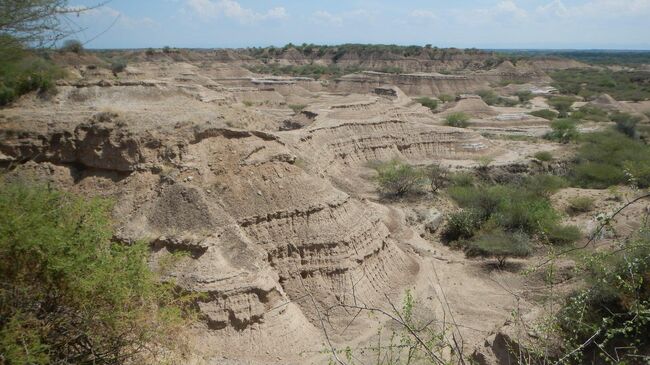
[547,96,577,118]
[445,112,470,128]
[566,196,595,215]
[570,129,650,188]
[372,159,426,197]
[544,119,580,143]
[477,89,518,106]
[0,181,192,364]
[415,97,438,112]
[0,36,64,106]
[288,104,307,113]
[443,175,578,266]
[529,109,558,121]
[534,151,553,162]
[550,68,650,101]
[558,229,650,363]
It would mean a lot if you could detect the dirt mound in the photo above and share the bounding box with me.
[441,97,499,118]
[587,93,624,111]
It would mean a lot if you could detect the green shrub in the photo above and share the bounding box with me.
[548,96,576,118]
[566,196,595,214]
[288,104,307,113]
[477,90,499,105]
[533,151,553,162]
[60,39,83,54]
[442,209,482,242]
[544,224,582,245]
[0,49,63,106]
[110,59,127,75]
[545,118,579,143]
[463,229,532,267]
[516,91,533,104]
[477,90,517,106]
[529,109,558,121]
[0,182,190,364]
[611,112,641,139]
[571,130,650,188]
[445,176,575,245]
[524,174,567,197]
[425,164,448,192]
[448,171,475,187]
[551,68,650,101]
[558,230,650,363]
[415,97,438,112]
[438,94,455,103]
[445,112,470,128]
[577,105,610,122]
[373,159,425,197]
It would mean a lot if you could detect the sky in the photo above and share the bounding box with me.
[66,0,650,50]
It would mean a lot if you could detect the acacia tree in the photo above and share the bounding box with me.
[0,0,107,47]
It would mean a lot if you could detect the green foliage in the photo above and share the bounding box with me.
[444,175,578,249]
[534,151,553,162]
[445,112,470,128]
[544,224,582,246]
[566,196,595,215]
[477,89,517,106]
[545,118,580,143]
[477,89,499,105]
[438,94,455,103]
[548,96,576,118]
[529,109,558,121]
[110,59,127,75]
[575,105,610,123]
[516,90,533,104]
[611,112,641,139]
[443,209,483,242]
[571,130,650,188]
[288,104,307,113]
[0,181,189,364]
[448,171,475,187]
[558,230,650,363]
[373,159,425,197]
[551,68,650,101]
[425,164,448,193]
[60,39,83,53]
[525,174,568,197]
[463,229,532,267]
[415,97,438,112]
[0,37,64,106]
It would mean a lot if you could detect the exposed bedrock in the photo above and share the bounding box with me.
[284,119,494,173]
[64,129,417,356]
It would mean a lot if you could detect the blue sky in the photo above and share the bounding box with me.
[67,0,650,49]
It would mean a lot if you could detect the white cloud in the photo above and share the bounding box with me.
[312,10,343,26]
[455,0,527,25]
[409,9,437,20]
[537,0,650,18]
[536,0,569,17]
[496,0,528,19]
[72,5,158,29]
[311,9,374,26]
[186,0,287,23]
